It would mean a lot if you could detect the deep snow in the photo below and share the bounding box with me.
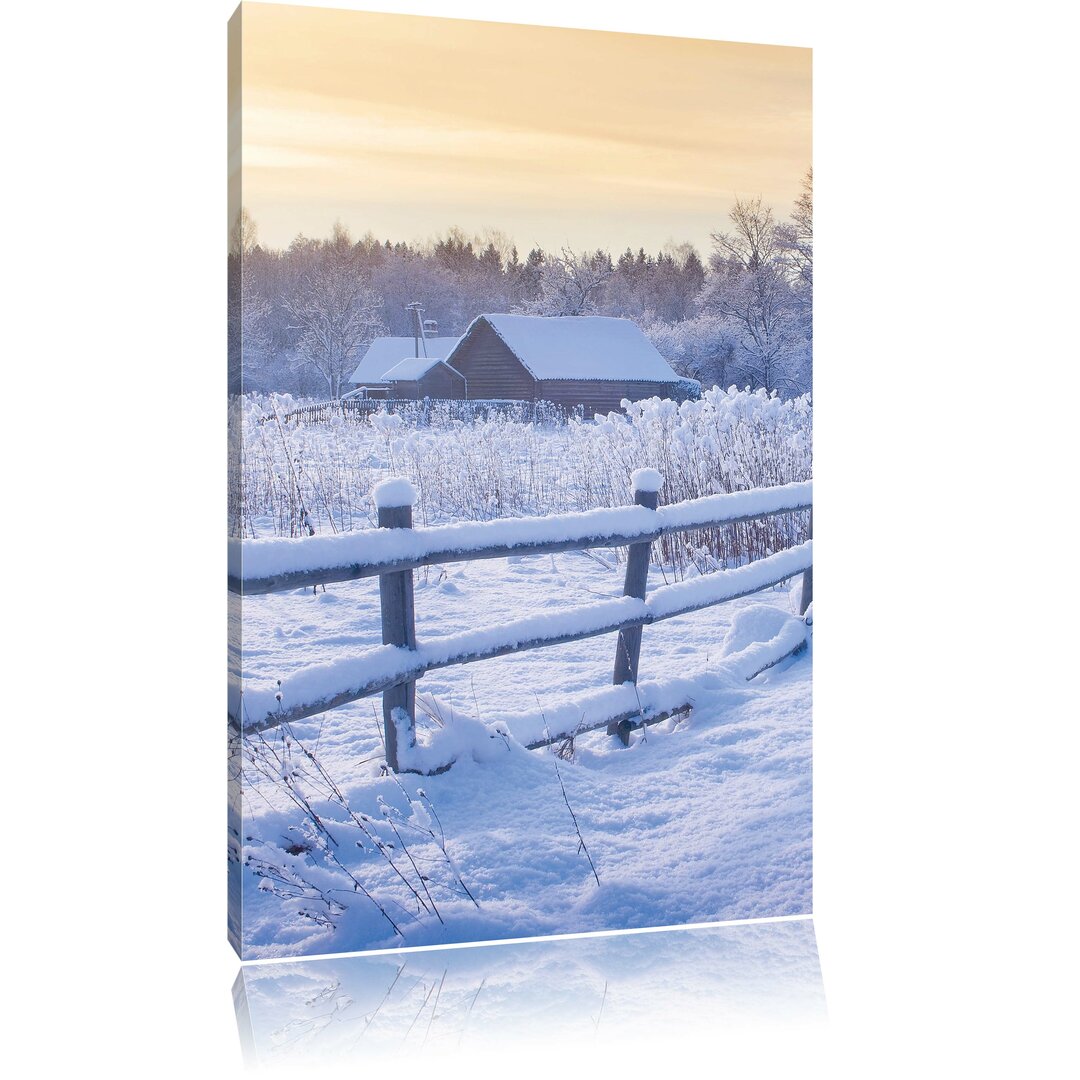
[232,543,811,958]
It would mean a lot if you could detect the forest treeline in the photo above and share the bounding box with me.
[229,171,811,400]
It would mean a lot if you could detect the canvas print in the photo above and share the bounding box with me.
[228,2,812,960]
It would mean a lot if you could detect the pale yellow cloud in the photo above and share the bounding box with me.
[235,3,811,254]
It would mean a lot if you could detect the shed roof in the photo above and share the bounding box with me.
[461,315,679,383]
[349,336,461,384]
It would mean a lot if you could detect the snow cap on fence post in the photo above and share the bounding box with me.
[372,477,418,510]
[630,468,664,496]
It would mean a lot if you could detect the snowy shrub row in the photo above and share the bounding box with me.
[230,386,811,575]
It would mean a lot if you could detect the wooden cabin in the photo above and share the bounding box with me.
[444,314,684,414]
[382,356,468,401]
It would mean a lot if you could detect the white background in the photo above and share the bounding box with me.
[4,0,1076,1076]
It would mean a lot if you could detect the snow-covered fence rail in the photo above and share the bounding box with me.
[229,475,812,771]
[230,480,813,595]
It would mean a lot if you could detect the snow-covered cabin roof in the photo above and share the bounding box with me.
[349,336,461,384]
[381,356,463,382]
[462,315,680,383]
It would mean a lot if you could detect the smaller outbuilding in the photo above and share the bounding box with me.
[348,335,462,396]
[381,356,468,401]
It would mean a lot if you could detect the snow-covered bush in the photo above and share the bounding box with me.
[231,386,811,574]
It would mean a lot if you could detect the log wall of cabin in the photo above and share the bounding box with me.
[446,321,537,400]
[388,366,466,401]
[418,365,467,400]
[387,381,419,401]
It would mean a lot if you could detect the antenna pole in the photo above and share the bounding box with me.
[406,301,425,358]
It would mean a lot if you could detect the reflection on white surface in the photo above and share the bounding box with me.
[233,916,824,1067]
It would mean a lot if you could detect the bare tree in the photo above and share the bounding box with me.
[778,168,813,302]
[712,196,781,271]
[283,223,387,399]
[229,205,260,258]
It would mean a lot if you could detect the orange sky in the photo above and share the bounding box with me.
[233,3,811,257]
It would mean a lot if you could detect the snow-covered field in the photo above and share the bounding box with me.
[230,389,812,959]
[233,542,811,957]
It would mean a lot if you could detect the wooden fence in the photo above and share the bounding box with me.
[229,475,813,772]
[266,398,574,427]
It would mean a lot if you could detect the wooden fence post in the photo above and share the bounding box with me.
[799,508,813,616]
[613,469,663,689]
[375,478,419,772]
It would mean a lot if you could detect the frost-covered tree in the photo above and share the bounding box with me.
[228,207,273,393]
[511,247,545,309]
[701,196,809,395]
[603,243,705,322]
[237,270,273,389]
[640,312,738,390]
[514,247,613,316]
[283,223,387,398]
